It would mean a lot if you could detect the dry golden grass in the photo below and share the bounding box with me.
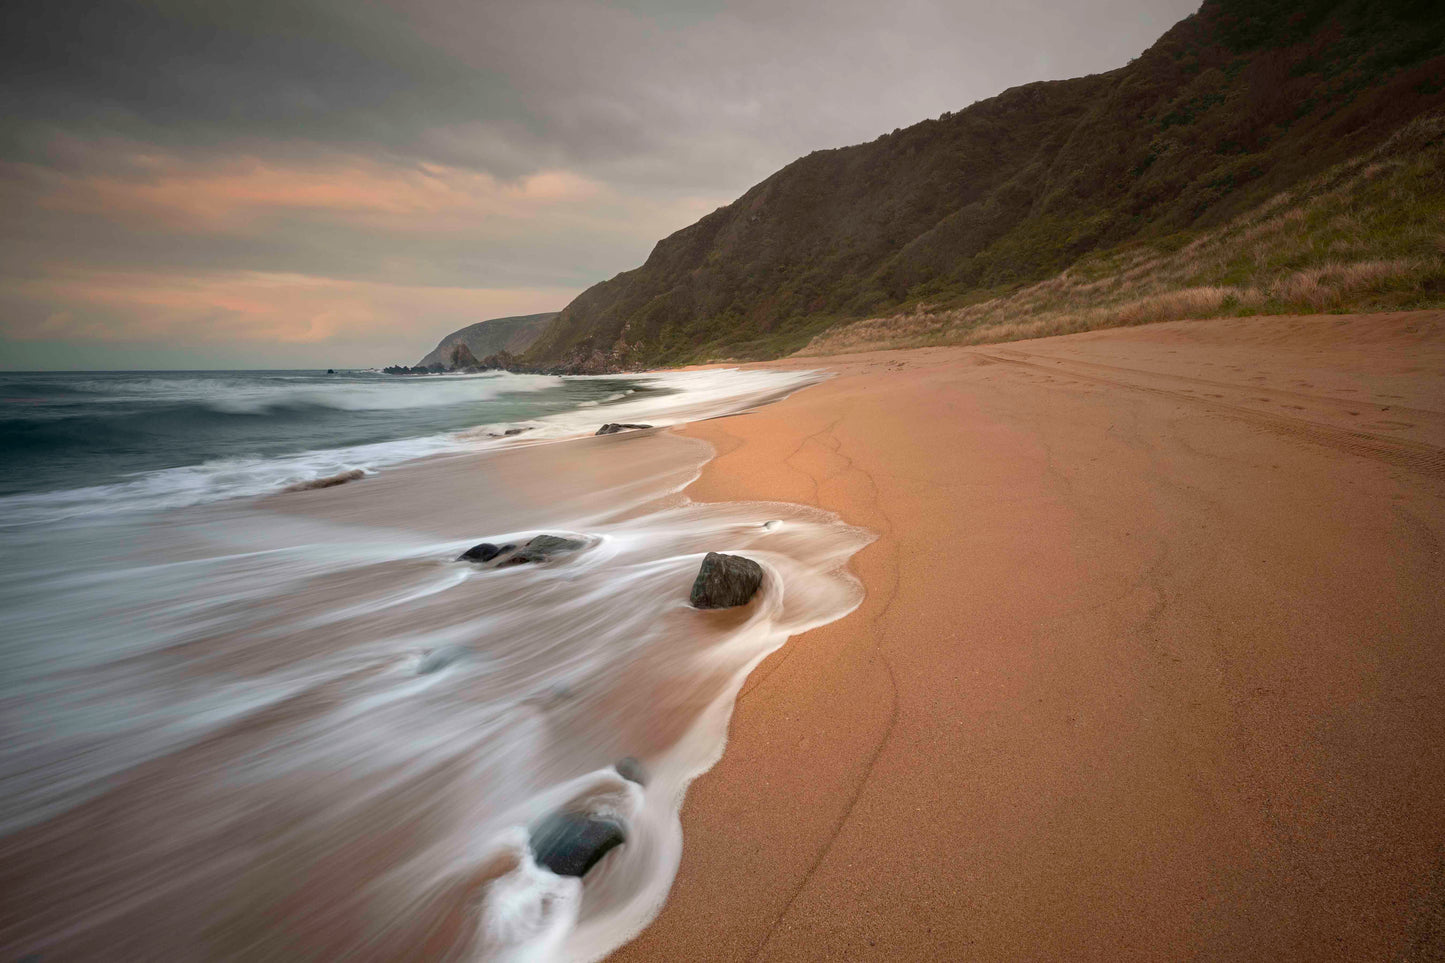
[800,115,1445,356]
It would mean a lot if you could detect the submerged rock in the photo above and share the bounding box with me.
[457,542,514,563]
[614,756,649,787]
[498,534,588,566]
[280,468,365,493]
[689,552,764,609]
[529,811,626,878]
[417,645,466,675]
[595,423,653,435]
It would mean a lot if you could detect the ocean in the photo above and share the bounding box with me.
[0,367,870,961]
[0,369,682,519]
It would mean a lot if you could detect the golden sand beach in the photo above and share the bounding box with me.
[615,311,1445,961]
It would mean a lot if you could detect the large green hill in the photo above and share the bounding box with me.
[523,0,1445,371]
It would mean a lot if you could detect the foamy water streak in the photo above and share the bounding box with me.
[0,367,820,525]
[0,390,870,960]
[17,369,563,414]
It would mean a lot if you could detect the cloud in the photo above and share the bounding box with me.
[2,0,1199,190]
[33,156,609,231]
[4,267,573,354]
[1,144,728,302]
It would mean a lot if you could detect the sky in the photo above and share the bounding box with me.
[1,0,1200,370]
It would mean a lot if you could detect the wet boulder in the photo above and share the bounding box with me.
[417,645,466,675]
[497,534,588,566]
[595,423,653,435]
[458,542,514,563]
[614,756,649,787]
[689,552,764,609]
[529,811,626,878]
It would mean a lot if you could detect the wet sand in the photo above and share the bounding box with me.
[613,312,1445,960]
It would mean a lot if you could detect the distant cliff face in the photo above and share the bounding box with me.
[523,0,1445,369]
[416,312,558,368]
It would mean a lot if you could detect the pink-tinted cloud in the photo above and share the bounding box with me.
[34,155,609,232]
[8,268,573,350]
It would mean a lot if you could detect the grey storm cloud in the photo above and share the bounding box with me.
[3,0,1199,183]
[0,0,1200,368]
[2,0,519,172]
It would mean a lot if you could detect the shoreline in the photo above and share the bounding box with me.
[0,369,869,962]
[4,311,1444,959]
[614,311,1445,960]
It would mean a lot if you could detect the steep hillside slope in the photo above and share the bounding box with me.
[524,0,1445,371]
[416,312,557,368]
[806,113,1445,353]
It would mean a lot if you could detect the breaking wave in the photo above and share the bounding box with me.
[0,367,823,524]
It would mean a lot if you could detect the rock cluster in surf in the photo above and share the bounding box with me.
[457,534,588,567]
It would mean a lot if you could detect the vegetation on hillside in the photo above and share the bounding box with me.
[803,113,1445,353]
[522,0,1445,371]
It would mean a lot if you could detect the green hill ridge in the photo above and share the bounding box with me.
[522,0,1445,371]
[416,312,558,368]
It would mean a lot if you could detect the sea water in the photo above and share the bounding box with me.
[0,367,871,960]
[0,367,800,521]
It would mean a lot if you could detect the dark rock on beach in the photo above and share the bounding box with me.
[595,423,653,435]
[689,552,764,609]
[457,542,514,563]
[529,811,626,878]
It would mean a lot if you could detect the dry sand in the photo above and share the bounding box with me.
[613,312,1445,961]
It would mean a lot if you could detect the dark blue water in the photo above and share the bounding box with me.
[0,369,645,518]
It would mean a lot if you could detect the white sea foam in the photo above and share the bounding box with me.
[34,370,563,415]
[457,367,823,444]
[201,371,564,414]
[0,367,823,526]
[0,437,439,525]
[0,421,870,961]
